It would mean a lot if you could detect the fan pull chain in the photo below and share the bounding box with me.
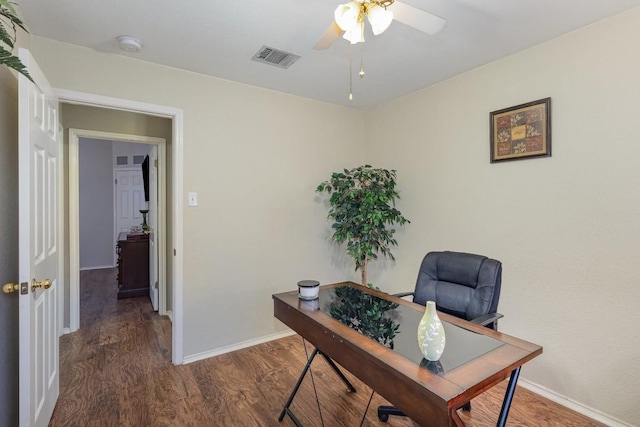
[349,45,353,101]
[359,40,365,78]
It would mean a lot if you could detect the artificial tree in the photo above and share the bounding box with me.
[316,165,409,286]
[0,0,32,81]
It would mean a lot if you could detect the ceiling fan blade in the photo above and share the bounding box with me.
[389,1,446,35]
[314,21,343,50]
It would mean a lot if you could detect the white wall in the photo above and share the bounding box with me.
[365,8,640,426]
[30,36,365,356]
[78,138,114,269]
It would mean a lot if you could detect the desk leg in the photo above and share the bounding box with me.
[320,352,356,393]
[278,347,358,425]
[450,407,465,427]
[278,348,320,424]
[496,367,521,427]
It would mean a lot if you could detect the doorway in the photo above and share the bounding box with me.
[70,130,167,324]
[78,138,160,311]
[56,90,185,365]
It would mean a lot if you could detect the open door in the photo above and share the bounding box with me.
[18,49,60,427]
[149,146,159,310]
[114,167,146,238]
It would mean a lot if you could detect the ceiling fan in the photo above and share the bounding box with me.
[314,0,447,50]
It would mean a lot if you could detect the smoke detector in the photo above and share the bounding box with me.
[117,36,143,53]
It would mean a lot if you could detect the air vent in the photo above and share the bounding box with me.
[116,156,128,165]
[251,45,300,69]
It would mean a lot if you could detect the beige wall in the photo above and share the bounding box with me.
[60,104,173,324]
[365,8,640,426]
[31,36,365,356]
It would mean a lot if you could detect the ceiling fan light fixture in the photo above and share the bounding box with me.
[367,4,393,35]
[334,1,362,32]
[372,0,395,8]
[343,21,365,44]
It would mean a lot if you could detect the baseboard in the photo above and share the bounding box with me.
[182,329,296,365]
[165,310,173,322]
[79,265,115,271]
[519,378,633,427]
[62,327,71,335]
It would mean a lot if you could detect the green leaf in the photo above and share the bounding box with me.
[0,24,14,48]
[0,4,28,33]
[0,0,17,16]
[0,46,33,82]
[1,1,32,82]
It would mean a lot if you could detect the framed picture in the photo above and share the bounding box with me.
[490,97,551,163]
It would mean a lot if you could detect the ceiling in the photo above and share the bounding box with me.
[18,0,640,110]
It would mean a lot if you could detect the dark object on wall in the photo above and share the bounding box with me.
[141,155,150,202]
[490,97,551,162]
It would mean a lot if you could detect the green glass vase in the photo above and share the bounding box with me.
[417,301,446,361]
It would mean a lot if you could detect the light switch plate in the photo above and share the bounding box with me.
[188,192,198,206]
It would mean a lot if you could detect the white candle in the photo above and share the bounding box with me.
[298,280,320,300]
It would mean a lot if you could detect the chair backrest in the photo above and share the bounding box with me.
[413,251,502,322]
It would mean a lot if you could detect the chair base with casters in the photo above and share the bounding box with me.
[378,250,503,423]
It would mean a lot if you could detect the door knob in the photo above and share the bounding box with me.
[3,282,19,294]
[31,278,52,292]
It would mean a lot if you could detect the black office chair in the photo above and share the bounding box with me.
[378,250,503,422]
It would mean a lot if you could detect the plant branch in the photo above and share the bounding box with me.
[0,1,33,82]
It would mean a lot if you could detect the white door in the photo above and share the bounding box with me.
[18,49,60,427]
[149,147,159,310]
[114,168,145,241]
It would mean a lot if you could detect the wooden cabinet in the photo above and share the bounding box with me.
[116,232,149,299]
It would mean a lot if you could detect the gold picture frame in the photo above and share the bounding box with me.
[490,97,551,163]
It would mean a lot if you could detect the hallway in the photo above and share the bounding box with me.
[50,268,172,425]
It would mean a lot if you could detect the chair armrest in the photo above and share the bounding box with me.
[393,291,415,299]
[469,312,504,327]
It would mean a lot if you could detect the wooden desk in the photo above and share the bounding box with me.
[273,282,543,427]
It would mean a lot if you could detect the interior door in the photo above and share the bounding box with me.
[114,168,145,240]
[149,146,159,310]
[18,49,60,427]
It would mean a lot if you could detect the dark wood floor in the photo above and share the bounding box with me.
[50,268,604,426]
